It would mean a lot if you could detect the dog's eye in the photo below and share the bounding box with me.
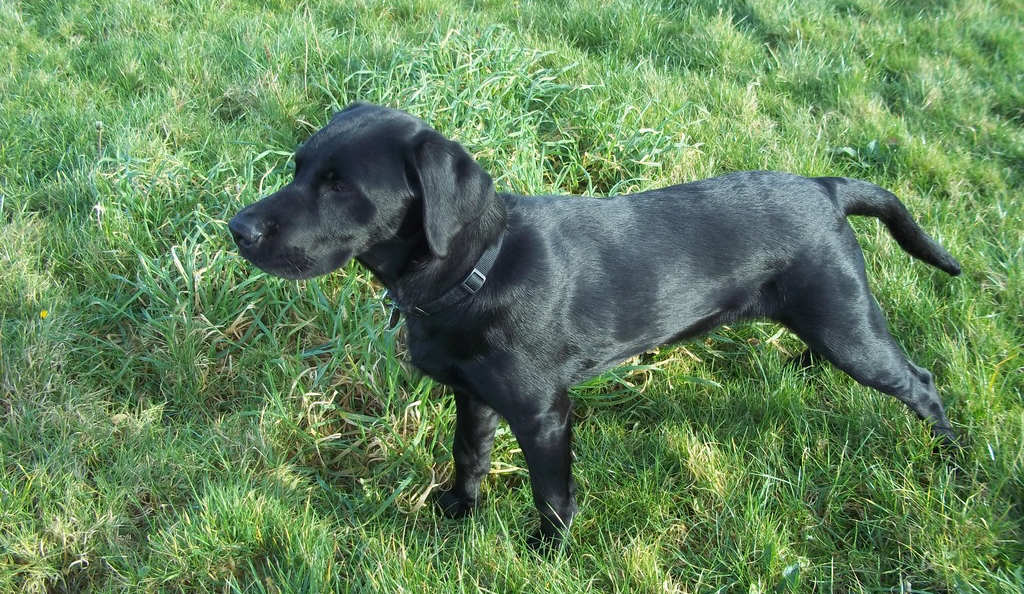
[316,169,352,194]
[323,173,352,194]
[330,181,352,194]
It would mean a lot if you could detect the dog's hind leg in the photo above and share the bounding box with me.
[776,247,956,444]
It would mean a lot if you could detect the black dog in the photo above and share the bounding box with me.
[230,103,960,546]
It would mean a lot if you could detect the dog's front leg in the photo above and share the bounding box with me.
[507,390,577,549]
[435,390,500,518]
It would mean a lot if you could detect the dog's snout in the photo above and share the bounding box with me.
[229,213,276,249]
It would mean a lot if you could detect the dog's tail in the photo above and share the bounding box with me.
[817,176,961,276]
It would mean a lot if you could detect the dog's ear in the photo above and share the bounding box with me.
[408,132,494,259]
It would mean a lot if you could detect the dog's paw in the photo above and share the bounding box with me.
[433,488,476,519]
[787,349,821,371]
[526,528,570,555]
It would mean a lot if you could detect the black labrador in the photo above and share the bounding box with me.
[229,103,960,547]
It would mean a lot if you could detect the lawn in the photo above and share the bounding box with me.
[1,0,1022,591]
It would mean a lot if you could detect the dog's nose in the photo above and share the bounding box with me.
[229,213,275,249]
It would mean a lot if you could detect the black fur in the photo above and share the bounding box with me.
[230,103,960,546]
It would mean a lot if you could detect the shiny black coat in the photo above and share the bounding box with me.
[230,103,960,546]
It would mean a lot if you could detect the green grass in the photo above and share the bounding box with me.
[1,0,1022,591]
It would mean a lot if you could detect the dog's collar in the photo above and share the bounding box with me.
[385,232,504,326]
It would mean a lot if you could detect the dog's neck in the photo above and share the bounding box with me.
[357,200,507,310]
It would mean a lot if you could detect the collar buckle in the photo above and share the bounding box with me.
[462,268,486,293]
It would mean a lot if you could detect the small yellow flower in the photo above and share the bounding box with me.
[39,310,48,319]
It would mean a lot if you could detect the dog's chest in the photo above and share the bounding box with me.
[405,322,478,387]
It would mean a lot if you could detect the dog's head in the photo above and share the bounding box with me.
[229,103,496,280]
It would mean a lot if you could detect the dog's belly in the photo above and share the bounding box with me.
[567,287,763,383]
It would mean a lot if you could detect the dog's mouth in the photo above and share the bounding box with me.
[235,241,354,281]
[235,243,316,280]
